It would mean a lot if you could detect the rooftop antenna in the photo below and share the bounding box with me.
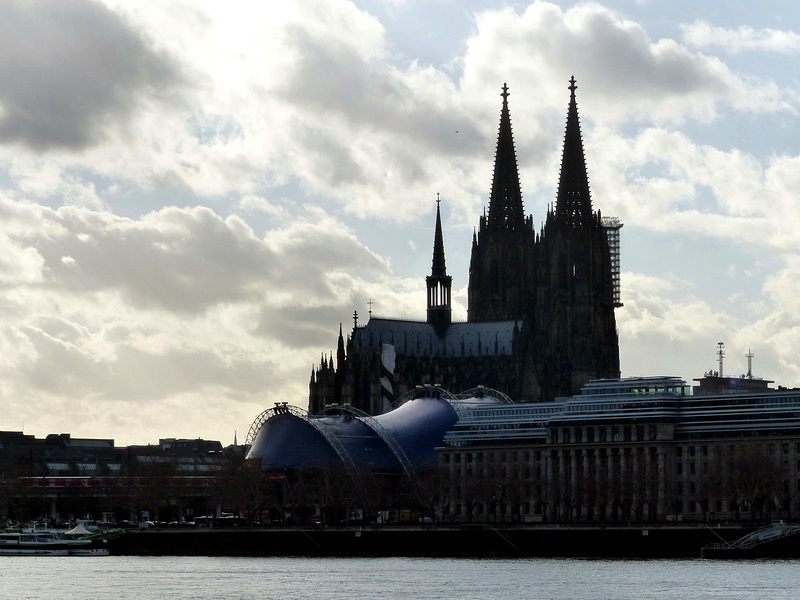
[746,349,754,379]
[717,341,725,378]
[368,298,374,318]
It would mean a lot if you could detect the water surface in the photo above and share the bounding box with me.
[2,556,798,600]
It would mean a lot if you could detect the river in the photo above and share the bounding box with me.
[1,556,798,599]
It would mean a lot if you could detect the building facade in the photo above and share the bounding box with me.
[439,376,800,524]
[310,79,621,415]
[0,433,240,526]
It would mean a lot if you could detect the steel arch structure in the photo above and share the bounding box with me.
[322,404,423,494]
[245,402,361,481]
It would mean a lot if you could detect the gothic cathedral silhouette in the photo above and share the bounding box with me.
[310,79,621,415]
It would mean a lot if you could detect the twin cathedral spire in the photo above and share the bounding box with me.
[428,78,620,399]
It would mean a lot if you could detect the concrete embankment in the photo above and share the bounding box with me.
[108,525,754,558]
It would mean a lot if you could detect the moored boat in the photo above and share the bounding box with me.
[0,526,110,556]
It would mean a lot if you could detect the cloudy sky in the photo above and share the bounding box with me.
[2,0,800,446]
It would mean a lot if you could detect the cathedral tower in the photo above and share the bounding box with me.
[468,84,536,321]
[536,76,620,397]
[426,196,452,337]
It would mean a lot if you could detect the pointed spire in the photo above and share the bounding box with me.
[336,323,346,369]
[555,76,593,227]
[426,195,452,337]
[431,193,447,278]
[487,83,525,231]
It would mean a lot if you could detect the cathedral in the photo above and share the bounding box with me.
[309,78,621,415]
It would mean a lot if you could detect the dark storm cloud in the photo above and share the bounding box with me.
[0,0,181,150]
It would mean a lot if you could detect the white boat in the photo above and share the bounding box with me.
[0,527,109,556]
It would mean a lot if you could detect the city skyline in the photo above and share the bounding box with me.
[1,0,799,445]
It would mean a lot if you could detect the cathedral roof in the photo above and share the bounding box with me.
[555,76,593,226]
[487,83,526,232]
[351,317,520,358]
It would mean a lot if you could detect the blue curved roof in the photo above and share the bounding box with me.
[247,393,501,473]
[248,414,339,470]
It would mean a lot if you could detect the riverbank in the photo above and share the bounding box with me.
[107,524,758,558]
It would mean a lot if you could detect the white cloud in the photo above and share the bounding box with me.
[586,126,800,252]
[460,2,791,128]
[682,21,800,54]
[2,0,790,227]
[1,1,800,444]
[0,194,418,444]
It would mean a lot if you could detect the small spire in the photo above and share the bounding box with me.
[426,195,452,336]
[430,195,447,278]
[337,323,346,367]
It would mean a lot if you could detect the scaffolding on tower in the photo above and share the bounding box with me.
[602,216,623,308]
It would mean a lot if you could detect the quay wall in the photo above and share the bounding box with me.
[107,525,753,558]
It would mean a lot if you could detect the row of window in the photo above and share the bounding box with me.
[550,424,659,444]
